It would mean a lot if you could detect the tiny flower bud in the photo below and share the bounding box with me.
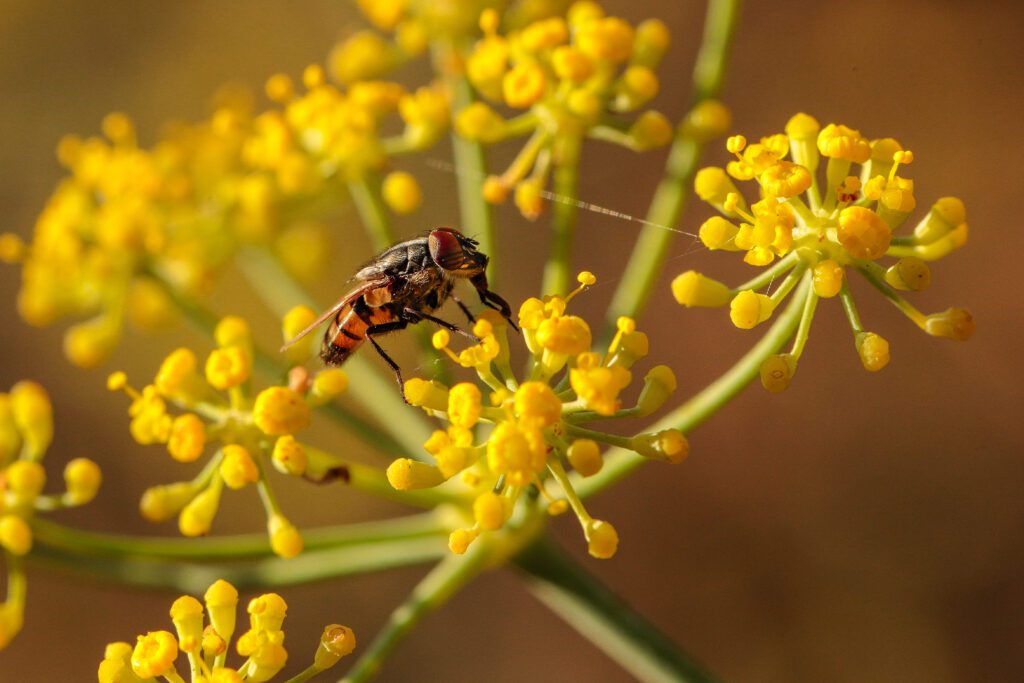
[386,459,445,490]
[268,514,304,559]
[314,624,357,670]
[759,354,797,393]
[672,271,732,307]
[271,435,308,476]
[855,332,891,372]
[63,457,102,504]
[473,492,506,531]
[567,439,603,477]
[585,519,619,559]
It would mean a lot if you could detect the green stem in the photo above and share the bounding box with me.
[29,519,448,594]
[731,251,799,294]
[285,665,324,683]
[30,513,446,560]
[236,247,434,455]
[339,547,492,683]
[580,275,810,499]
[542,136,582,297]
[514,536,718,683]
[431,43,498,284]
[605,0,742,332]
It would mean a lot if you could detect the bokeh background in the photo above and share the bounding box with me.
[2,1,1023,680]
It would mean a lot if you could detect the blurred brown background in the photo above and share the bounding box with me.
[2,1,1023,681]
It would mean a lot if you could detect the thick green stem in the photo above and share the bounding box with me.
[431,43,498,284]
[580,275,810,499]
[514,536,718,683]
[339,547,492,683]
[237,247,434,455]
[542,136,582,297]
[605,0,742,331]
[29,516,448,593]
[30,514,446,560]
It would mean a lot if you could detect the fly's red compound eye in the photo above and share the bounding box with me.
[428,228,467,270]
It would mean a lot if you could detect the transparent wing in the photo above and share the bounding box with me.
[279,279,388,352]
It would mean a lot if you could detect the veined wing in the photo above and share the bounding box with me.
[279,278,390,352]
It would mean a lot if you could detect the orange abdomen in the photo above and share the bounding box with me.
[321,303,395,366]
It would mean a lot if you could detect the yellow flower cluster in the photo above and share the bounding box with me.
[1,40,452,368]
[674,113,974,390]
[108,315,348,557]
[99,579,356,683]
[386,273,686,559]
[454,2,683,219]
[0,381,101,649]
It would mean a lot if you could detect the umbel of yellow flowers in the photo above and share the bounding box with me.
[673,113,973,392]
[385,273,687,560]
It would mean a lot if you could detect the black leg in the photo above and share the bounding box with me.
[451,294,477,325]
[481,291,518,331]
[406,308,478,342]
[365,320,409,402]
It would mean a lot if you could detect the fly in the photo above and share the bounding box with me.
[280,227,516,400]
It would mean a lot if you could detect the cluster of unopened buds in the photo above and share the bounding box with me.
[98,579,356,682]
[455,3,678,219]
[672,113,974,391]
[386,272,686,559]
[0,381,101,648]
[107,315,350,558]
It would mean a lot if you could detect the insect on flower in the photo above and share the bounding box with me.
[281,228,516,398]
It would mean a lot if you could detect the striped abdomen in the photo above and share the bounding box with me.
[321,302,396,366]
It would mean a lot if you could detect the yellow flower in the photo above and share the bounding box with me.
[681,114,974,388]
[388,273,685,559]
[458,6,681,219]
[105,580,353,680]
[253,387,310,436]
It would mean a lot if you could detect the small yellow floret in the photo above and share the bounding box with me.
[0,515,33,555]
[629,111,673,150]
[570,362,631,416]
[855,332,891,371]
[567,439,603,477]
[680,99,731,143]
[576,17,635,63]
[448,528,477,555]
[785,113,820,140]
[672,271,732,307]
[837,206,892,260]
[253,387,310,436]
[386,459,445,490]
[314,624,357,670]
[455,103,507,144]
[179,483,221,537]
[759,354,796,393]
[214,316,251,350]
[131,630,179,679]
[64,457,102,504]
[812,260,844,298]
[923,308,975,341]
[448,383,482,429]
[268,514,304,558]
[514,382,562,428]
[585,519,619,559]
[535,315,592,355]
[403,377,449,411]
[885,257,931,291]
[5,459,46,499]
[166,414,206,463]
[381,171,422,215]
[205,347,251,391]
[552,45,594,82]
[503,62,547,109]
[514,178,544,221]
[155,348,198,397]
[631,429,689,464]
[271,435,307,476]
[817,123,871,163]
[729,290,773,329]
[473,492,506,531]
[204,580,239,642]
[220,445,259,490]
[760,161,812,198]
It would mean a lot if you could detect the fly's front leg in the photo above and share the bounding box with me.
[404,308,478,342]
[470,273,518,331]
[451,293,476,326]
[364,320,409,402]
